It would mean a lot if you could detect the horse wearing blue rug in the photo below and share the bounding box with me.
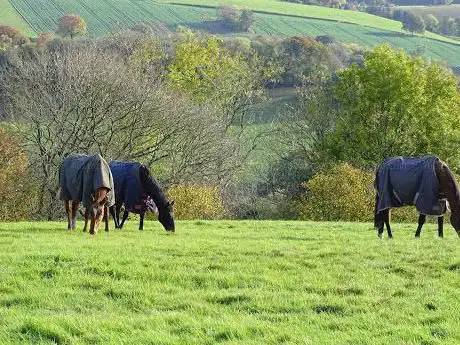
[60,154,115,235]
[109,161,174,232]
[374,156,460,238]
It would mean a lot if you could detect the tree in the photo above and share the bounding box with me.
[217,5,254,32]
[324,45,460,169]
[440,16,456,35]
[0,25,27,46]
[424,14,439,32]
[57,14,87,38]
[456,17,460,36]
[401,12,425,34]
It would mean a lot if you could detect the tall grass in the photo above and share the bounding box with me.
[0,220,458,344]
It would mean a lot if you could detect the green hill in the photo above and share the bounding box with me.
[1,0,460,65]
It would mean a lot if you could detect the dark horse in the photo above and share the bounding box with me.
[109,161,175,232]
[374,156,460,239]
[59,154,115,235]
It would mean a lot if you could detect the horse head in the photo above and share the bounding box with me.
[157,200,175,232]
[449,213,460,237]
[88,188,108,235]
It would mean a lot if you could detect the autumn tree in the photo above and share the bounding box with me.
[0,25,27,46]
[217,5,254,32]
[57,14,87,38]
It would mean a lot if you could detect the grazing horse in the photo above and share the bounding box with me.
[59,154,115,235]
[374,156,460,239]
[109,161,175,232]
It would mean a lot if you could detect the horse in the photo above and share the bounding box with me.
[374,156,460,239]
[108,161,175,232]
[59,154,115,235]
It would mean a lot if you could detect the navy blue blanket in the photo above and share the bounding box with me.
[109,161,146,210]
[375,156,447,216]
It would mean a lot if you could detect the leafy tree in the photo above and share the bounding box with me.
[217,5,254,32]
[401,12,425,34]
[424,14,439,32]
[325,45,460,169]
[440,16,456,35]
[57,14,87,38]
[455,17,460,36]
[0,25,27,46]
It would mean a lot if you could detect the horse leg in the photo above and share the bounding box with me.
[376,209,386,238]
[64,201,71,230]
[115,203,123,228]
[385,209,393,239]
[438,216,444,238]
[104,204,109,232]
[109,205,118,229]
[70,201,79,230]
[139,212,144,231]
[415,214,426,238]
[120,210,129,229]
[82,208,89,232]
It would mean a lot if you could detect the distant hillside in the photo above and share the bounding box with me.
[1,0,460,65]
[398,4,460,19]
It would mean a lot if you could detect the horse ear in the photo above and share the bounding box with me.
[91,194,96,202]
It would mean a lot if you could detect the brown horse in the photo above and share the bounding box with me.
[60,154,115,235]
[375,156,460,239]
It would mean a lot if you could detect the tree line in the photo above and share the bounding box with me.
[0,21,459,221]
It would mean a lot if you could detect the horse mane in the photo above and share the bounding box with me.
[138,165,169,209]
[437,159,460,210]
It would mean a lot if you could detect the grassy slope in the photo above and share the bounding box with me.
[0,0,33,34]
[162,0,460,43]
[0,220,458,344]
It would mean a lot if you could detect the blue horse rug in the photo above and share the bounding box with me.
[59,154,115,208]
[375,156,447,216]
[109,161,147,211]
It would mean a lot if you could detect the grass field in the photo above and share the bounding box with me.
[1,0,459,65]
[0,220,458,344]
[0,0,32,34]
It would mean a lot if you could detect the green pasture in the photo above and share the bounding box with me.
[0,220,458,344]
[162,0,459,43]
[0,0,32,35]
[4,0,460,65]
[2,0,460,64]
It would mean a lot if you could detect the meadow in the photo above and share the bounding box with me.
[0,220,458,344]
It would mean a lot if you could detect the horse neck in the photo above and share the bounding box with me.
[438,164,460,215]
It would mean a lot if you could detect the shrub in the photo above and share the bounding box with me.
[299,163,419,223]
[167,184,226,220]
[0,127,30,220]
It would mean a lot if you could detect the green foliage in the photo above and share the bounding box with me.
[424,14,439,32]
[300,163,374,221]
[0,220,459,344]
[167,184,226,219]
[0,127,31,220]
[299,163,420,222]
[326,45,460,169]
[217,5,255,32]
[401,11,426,34]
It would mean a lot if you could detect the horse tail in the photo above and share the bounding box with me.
[374,167,384,229]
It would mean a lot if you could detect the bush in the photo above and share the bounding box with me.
[167,184,226,220]
[0,127,31,220]
[299,163,419,222]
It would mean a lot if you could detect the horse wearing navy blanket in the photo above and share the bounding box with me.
[374,156,460,239]
[60,154,115,235]
[109,161,174,232]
